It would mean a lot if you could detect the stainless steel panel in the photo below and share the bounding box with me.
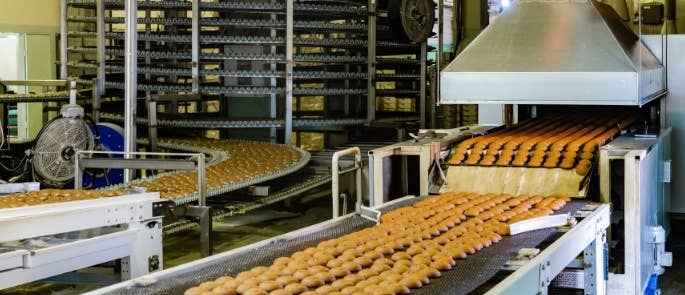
[440,1,665,105]
[654,35,685,213]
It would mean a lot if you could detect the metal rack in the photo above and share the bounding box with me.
[62,0,430,147]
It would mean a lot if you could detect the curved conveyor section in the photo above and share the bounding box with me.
[0,139,310,208]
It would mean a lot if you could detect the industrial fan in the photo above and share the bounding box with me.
[31,104,94,187]
[30,104,124,188]
[383,0,436,43]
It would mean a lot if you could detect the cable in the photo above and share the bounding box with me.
[0,120,5,149]
[0,154,27,172]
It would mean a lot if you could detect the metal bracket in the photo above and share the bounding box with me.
[539,259,553,291]
[331,147,363,218]
[504,248,541,270]
[663,160,671,182]
[509,213,570,235]
[185,205,212,257]
[359,206,381,223]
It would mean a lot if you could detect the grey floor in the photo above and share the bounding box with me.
[660,219,685,294]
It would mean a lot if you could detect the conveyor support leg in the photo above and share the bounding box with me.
[122,217,163,280]
[187,205,212,257]
[584,228,607,295]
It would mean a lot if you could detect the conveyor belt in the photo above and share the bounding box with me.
[100,113,367,129]
[90,80,367,96]
[99,140,310,205]
[0,91,73,103]
[66,0,369,15]
[67,16,382,31]
[68,62,368,79]
[163,141,391,235]
[67,47,379,64]
[100,197,587,295]
[67,32,420,49]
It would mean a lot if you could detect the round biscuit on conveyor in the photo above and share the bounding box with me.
[580,152,594,160]
[243,287,268,295]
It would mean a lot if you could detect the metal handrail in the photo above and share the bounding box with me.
[331,147,362,218]
[74,150,206,205]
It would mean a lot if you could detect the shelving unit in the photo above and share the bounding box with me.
[61,0,430,147]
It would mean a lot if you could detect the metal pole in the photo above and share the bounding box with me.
[146,95,157,152]
[144,6,151,103]
[60,0,68,79]
[68,80,77,105]
[191,0,200,94]
[197,153,206,206]
[437,0,443,105]
[270,1,277,142]
[285,0,294,145]
[96,0,105,95]
[367,0,377,122]
[92,78,100,121]
[420,42,427,129]
[124,0,138,182]
[428,67,436,128]
[73,153,82,189]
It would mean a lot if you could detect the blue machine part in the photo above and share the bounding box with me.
[82,122,125,189]
[645,274,659,295]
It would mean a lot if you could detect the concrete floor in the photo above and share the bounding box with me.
[660,219,685,294]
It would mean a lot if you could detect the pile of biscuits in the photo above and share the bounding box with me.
[128,139,302,200]
[0,189,122,209]
[184,192,570,295]
[0,139,302,209]
[448,114,635,175]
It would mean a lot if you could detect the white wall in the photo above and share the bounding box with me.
[0,33,26,93]
[0,0,61,33]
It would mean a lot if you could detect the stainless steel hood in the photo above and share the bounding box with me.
[440,1,666,105]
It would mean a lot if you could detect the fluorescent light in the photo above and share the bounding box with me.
[501,0,511,8]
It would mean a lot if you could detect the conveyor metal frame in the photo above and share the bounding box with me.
[487,204,609,295]
[0,192,163,290]
[369,125,496,206]
[86,195,610,295]
[331,147,363,218]
[75,150,213,257]
[599,130,672,294]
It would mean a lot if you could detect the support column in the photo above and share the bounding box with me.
[367,0,377,122]
[270,1,278,142]
[420,42,427,129]
[191,0,200,95]
[60,0,68,79]
[584,230,608,295]
[124,0,138,182]
[284,0,294,145]
[96,0,105,95]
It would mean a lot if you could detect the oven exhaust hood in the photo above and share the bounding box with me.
[440,0,666,105]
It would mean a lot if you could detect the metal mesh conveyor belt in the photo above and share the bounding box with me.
[66,0,369,15]
[105,197,586,295]
[99,112,367,129]
[0,90,89,103]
